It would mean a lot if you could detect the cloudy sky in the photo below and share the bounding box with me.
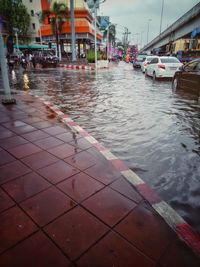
[99,0,199,47]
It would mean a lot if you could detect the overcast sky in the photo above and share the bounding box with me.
[99,0,199,47]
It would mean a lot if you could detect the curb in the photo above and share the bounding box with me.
[34,94,200,257]
[58,64,95,71]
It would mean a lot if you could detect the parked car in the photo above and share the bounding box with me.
[141,56,158,73]
[33,50,59,68]
[172,59,200,92]
[145,56,183,80]
[133,54,146,68]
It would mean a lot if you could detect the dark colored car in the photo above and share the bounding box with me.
[33,50,59,68]
[172,59,200,92]
[133,54,146,68]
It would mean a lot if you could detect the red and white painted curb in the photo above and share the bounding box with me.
[35,95,200,257]
[59,64,95,71]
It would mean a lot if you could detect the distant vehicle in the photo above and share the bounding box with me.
[33,49,59,68]
[133,54,146,68]
[141,56,158,73]
[145,56,182,80]
[172,59,200,92]
[176,50,200,64]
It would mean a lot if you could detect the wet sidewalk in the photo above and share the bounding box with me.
[0,93,200,267]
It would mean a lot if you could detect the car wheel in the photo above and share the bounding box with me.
[145,69,148,77]
[172,76,179,91]
[153,71,157,81]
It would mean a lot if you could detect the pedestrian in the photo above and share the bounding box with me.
[32,54,36,69]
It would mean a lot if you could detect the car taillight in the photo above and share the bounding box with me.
[144,63,147,66]
[158,64,165,69]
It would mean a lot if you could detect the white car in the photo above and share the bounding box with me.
[141,56,158,73]
[145,56,183,79]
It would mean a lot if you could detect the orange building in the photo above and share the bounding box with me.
[40,0,102,57]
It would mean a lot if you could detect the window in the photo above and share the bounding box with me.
[149,58,158,64]
[160,57,180,63]
[31,10,34,16]
[184,61,198,72]
[32,23,35,30]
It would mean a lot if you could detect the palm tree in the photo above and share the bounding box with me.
[104,24,116,48]
[42,1,68,58]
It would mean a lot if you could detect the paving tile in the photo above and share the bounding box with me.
[3,172,51,202]
[82,187,136,227]
[56,132,81,143]
[159,239,200,267]
[2,120,27,129]
[31,120,54,129]
[0,150,16,166]
[0,135,28,149]
[22,130,49,142]
[22,116,43,124]
[109,177,142,203]
[0,206,37,253]
[84,161,122,185]
[0,126,16,139]
[0,188,15,212]
[9,125,37,134]
[0,231,71,267]
[114,203,176,261]
[48,143,80,159]
[21,151,59,170]
[44,206,109,260]
[21,187,76,226]
[34,136,64,150]
[43,125,68,136]
[57,172,104,202]
[7,143,42,159]
[69,138,92,150]
[37,160,79,184]
[64,151,98,171]
[76,231,155,267]
[0,161,31,184]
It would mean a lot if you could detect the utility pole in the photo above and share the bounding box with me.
[0,21,16,104]
[70,0,76,62]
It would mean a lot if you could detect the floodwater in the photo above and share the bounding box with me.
[9,62,200,233]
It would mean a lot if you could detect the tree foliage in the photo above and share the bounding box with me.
[0,0,30,36]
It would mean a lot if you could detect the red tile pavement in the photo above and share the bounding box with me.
[0,94,199,266]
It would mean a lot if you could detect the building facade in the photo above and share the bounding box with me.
[22,0,103,56]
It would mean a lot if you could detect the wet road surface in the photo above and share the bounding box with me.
[5,62,200,233]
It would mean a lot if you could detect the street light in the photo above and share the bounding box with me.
[0,18,16,104]
[146,19,152,44]
[159,0,164,34]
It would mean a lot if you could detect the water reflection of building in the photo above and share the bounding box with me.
[22,0,103,57]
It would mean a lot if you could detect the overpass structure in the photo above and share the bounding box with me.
[140,2,200,54]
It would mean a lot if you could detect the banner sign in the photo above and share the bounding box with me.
[97,16,109,30]
[86,0,100,9]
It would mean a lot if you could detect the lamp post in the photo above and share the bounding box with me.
[0,19,16,104]
[146,19,152,44]
[159,0,164,34]
[70,0,76,62]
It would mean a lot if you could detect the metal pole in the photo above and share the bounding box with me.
[70,0,76,62]
[147,19,151,44]
[107,25,109,61]
[39,28,42,46]
[159,0,164,34]
[94,5,97,70]
[15,31,19,52]
[0,29,16,104]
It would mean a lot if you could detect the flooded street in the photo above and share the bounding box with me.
[8,62,200,232]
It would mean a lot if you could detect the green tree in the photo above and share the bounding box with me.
[104,24,116,47]
[42,1,68,58]
[0,0,30,37]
